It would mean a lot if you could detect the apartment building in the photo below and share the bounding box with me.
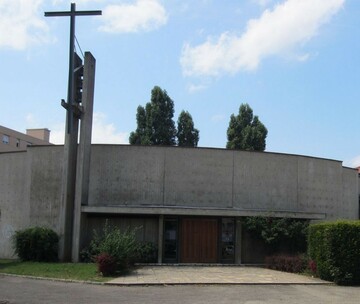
[0,125,52,152]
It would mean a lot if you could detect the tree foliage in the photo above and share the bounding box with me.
[130,86,199,147]
[226,103,267,151]
[177,110,199,147]
[129,86,177,145]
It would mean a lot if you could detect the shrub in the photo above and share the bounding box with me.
[137,242,158,263]
[265,254,306,273]
[308,220,360,285]
[83,221,141,275]
[13,227,59,262]
[243,217,309,253]
[95,253,117,276]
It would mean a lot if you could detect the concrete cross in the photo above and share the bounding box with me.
[45,3,101,134]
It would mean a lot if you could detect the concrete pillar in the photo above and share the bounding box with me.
[59,53,83,262]
[58,108,79,261]
[72,52,96,262]
[235,218,242,264]
[158,215,164,264]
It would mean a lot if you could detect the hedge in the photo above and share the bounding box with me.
[308,220,360,285]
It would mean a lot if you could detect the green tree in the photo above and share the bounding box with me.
[129,106,151,145]
[177,110,200,147]
[226,103,267,151]
[129,86,177,145]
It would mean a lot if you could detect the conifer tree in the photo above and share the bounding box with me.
[226,103,267,151]
[177,110,199,147]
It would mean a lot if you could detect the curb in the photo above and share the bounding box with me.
[104,282,334,287]
[0,273,106,285]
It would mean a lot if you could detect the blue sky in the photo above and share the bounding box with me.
[1,0,360,167]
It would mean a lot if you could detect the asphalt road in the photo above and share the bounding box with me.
[0,275,359,304]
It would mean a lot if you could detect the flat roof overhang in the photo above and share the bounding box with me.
[82,205,326,220]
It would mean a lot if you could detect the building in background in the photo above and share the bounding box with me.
[0,126,52,152]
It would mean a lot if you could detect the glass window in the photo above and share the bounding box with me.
[2,135,9,144]
[221,218,235,262]
[164,219,178,262]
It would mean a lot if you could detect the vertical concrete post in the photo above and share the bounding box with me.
[58,110,79,261]
[72,52,96,262]
[158,215,164,264]
[235,218,242,264]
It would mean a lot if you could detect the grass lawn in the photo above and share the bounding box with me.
[0,260,109,282]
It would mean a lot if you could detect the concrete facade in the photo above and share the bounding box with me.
[0,144,358,262]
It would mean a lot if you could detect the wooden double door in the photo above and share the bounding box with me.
[180,218,218,263]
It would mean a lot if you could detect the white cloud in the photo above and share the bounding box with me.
[295,53,310,62]
[344,155,360,169]
[49,122,66,144]
[25,113,38,126]
[187,83,208,93]
[0,0,51,50]
[99,0,168,33]
[180,0,344,77]
[211,114,225,123]
[50,112,128,144]
[92,112,129,144]
[252,0,273,7]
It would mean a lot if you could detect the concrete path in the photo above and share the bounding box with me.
[107,266,330,286]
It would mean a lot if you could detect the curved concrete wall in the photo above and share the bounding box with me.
[88,145,359,220]
[0,144,358,258]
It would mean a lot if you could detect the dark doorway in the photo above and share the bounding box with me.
[180,218,218,263]
[163,218,179,263]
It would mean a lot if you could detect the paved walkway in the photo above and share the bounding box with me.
[107,266,330,286]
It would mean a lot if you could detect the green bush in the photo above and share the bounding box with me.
[85,221,141,274]
[13,227,59,262]
[137,242,158,263]
[308,220,360,285]
[243,217,309,252]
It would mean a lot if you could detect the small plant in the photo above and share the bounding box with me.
[265,254,306,273]
[12,227,59,262]
[95,253,117,276]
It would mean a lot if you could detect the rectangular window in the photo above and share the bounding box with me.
[16,139,20,147]
[2,135,9,144]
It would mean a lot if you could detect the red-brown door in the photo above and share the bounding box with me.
[180,218,218,263]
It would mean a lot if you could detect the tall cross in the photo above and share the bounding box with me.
[45,3,101,134]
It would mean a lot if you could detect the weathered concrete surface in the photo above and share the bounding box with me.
[0,146,63,258]
[28,146,63,230]
[0,152,31,258]
[87,145,358,220]
[0,145,359,259]
[72,52,96,262]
